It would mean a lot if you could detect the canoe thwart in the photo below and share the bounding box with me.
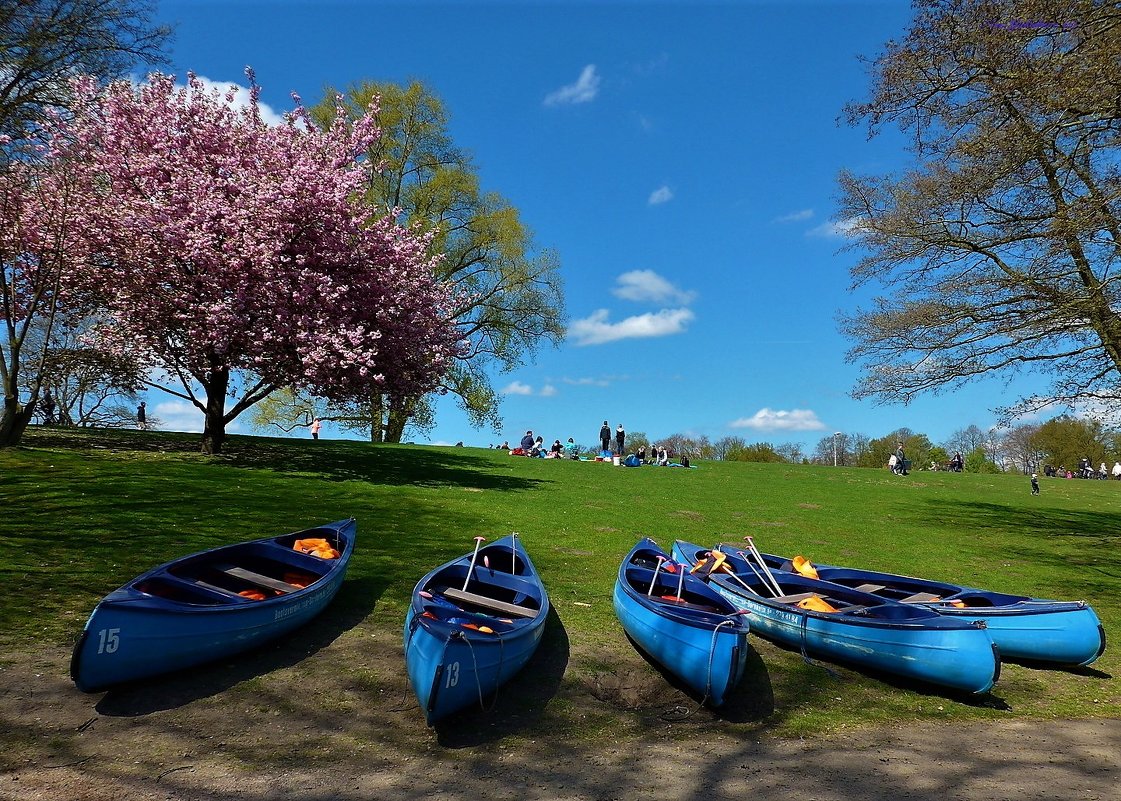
[854,583,886,594]
[192,578,252,599]
[901,591,942,603]
[441,587,537,618]
[771,591,818,604]
[218,565,298,594]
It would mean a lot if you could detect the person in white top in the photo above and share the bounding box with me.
[1112,462,1121,480]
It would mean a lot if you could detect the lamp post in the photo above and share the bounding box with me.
[833,432,842,467]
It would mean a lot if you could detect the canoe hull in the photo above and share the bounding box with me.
[613,540,750,706]
[756,556,1106,666]
[403,534,549,725]
[721,589,999,693]
[71,519,355,692]
[404,607,545,723]
[673,541,999,695]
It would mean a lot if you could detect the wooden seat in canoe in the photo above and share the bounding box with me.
[192,578,252,599]
[218,566,298,594]
[854,583,886,594]
[441,587,538,618]
[900,591,941,603]
[771,591,818,604]
[655,596,723,613]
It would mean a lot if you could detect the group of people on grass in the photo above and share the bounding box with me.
[505,430,579,459]
[1042,459,1121,480]
[500,420,689,467]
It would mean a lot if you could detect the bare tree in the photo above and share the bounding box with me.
[839,0,1121,421]
[0,0,171,143]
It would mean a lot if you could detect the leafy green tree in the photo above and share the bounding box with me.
[726,442,784,463]
[928,446,949,470]
[838,0,1121,419]
[1029,415,1108,470]
[964,448,1000,474]
[309,81,565,442]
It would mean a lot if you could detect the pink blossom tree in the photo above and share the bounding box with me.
[62,72,464,453]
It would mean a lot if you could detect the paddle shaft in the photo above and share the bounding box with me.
[647,556,665,595]
[462,536,486,591]
[743,537,783,596]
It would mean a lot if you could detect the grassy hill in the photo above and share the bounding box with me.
[1,427,1117,739]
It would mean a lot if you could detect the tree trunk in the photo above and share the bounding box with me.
[200,368,229,454]
[384,395,412,443]
[368,394,384,443]
[0,393,34,447]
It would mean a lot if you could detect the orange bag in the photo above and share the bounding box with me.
[293,538,340,559]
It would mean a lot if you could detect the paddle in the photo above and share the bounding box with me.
[736,550,781,598]
[675,558,686,601]
[462,536,486,591]
[647,555,666,596]
[743,536,783,596]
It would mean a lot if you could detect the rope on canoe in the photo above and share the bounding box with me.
[660,617,736,721]
[462,630,506,714]
[799,612,840,679]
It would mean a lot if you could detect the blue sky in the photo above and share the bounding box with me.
[146,0,1038,452]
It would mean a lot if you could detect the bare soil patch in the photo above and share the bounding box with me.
[2,636,1117,801]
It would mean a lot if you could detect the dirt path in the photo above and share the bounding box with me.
[3,645,1117,801]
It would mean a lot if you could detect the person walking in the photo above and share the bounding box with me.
[310,418,322,440]
[41,390,56,425]
[599,420,611,455]
[1031,473,1040,495]
[615,424,625,456]
[895,442,907,475]
[136,401,147,430]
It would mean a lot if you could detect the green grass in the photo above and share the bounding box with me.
[1,426,1117,741]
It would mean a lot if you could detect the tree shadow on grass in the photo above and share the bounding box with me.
[92,575,384,716]
[908,498,1121,594]
[22,427,548,492]
[433,606,570,748]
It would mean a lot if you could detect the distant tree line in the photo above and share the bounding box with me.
[632,415,1121,476]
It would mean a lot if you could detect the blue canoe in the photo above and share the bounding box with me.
[749,549,1106,667]
[613,539,751,706]
[672,540,1000,695]
[404,534,549,725]
[71,518,356,692]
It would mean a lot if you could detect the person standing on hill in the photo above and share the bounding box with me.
[615,424,625,456]
[136,401,147,430]
[599,420,611,454]
[310,418,322,440]
[895,442,907,475]
[1031,473,1040,496]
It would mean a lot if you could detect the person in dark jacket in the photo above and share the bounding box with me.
[520,430,535,450]
[599,420,611,454]
[615,424,625,456]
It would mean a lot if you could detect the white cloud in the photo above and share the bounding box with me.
[188,75,286,126]
[151,398,247,434]
[539,384,558,397]
[807,217,863,238]
[775,208,814,223]
[501,381,534,396]
[544,65,601,106]
[729,408,827,432]
[150,400,203,432]
[569,308,695,346]
[563,376,611,387]
[612,270,697,305]
[648,185,674,205]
